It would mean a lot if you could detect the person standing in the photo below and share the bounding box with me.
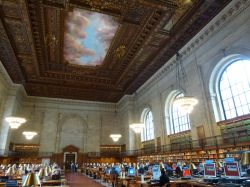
[75,163,78,173]
[71,162,75,173]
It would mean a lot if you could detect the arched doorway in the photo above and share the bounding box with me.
[63,145,79,170]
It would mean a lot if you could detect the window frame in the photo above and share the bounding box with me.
[141,109,155,142]
[165,90,191,135]
[218,60,250,120]
[209,54,250,122]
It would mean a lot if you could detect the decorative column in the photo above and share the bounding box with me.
[0,94,17,155]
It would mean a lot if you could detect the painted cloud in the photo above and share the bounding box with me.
[63,9,118,66]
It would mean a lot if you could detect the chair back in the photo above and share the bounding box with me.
[5,180,18,187]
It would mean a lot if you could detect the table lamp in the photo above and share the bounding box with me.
[5,167,15,176]
[216,161,222,168]
[241,152,250,165]
[190,163,198,175]
[38,168,48,180]
[190,163,197,170]
[18,165,25,175]
[45,166,52,176]
[22,172,41,187]
[241,152,250,172]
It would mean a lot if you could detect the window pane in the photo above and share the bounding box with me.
[219,60,250,119]
[169,93,191,135]
[142,110,154,141]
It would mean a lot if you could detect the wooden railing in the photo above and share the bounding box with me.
[1,130,249,158]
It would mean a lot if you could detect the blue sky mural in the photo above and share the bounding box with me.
[64,9,118,66]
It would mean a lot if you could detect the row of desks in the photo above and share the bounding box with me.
[0,179,67,187]
[136,180,214,187]
[119,177,214,187]
[83,168,219,187]
[90,172,214,187]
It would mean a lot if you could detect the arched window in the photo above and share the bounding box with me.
[219,60,250,119]
[165,91,191,135]
[141,109,154,142]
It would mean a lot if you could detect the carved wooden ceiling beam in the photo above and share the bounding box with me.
[0,0,232,102]
[124,0,232,94]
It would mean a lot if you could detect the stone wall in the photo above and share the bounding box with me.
[0,0,250,154]
[123,0,250,149]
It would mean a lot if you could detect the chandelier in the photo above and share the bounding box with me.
[174,96,198,114]
[129,123,144,133]
[22,131,37,140]
[5,117,26,129]
[173,53,198,113]
[110,134,122,142]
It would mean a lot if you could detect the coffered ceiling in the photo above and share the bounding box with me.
[0,0,231,102]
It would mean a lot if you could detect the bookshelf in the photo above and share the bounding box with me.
[218,114,250,145]
[100,144,125,154]
[137,146,249,164]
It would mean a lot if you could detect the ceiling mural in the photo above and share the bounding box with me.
[0,0,232,102]
[64,9,118,66]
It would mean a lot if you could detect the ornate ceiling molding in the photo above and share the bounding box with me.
[136,0,249,97]
[0,0,232,102]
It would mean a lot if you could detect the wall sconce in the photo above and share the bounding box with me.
[129,123,144,133]
[110,134,121,142]
[22,131,37,140]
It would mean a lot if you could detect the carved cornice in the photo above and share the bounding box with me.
[136,0,249,97]
[0,0,232,102]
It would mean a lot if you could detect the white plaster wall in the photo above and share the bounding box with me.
[0,66,123,154]
[1,0,250,154]
[59,116,85,151]
[10,101,122,153]
[124,0,250,149]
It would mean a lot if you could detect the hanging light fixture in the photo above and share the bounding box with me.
[5,117,26,129]
[173,52,198,113]
[129,123,144,133]
[109,105,122,142]
[174,96,198,113]
[22,131,37,140]
[110,134,122,142]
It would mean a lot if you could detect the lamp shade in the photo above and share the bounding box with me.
[5,167,15,176]
[241,152,250,166]
[216,161,223,168]
[129,123,144,133]
[190,163,197,170]
[22,172,40,187]
[45,166,52,174]
[38,168,48,178]
[5,117,26,129]
[110,134,121,142]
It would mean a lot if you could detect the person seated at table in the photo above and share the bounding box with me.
[104,166,111,174]
[144,162,149,172]
[124,163,129,173]
[216,166,224,177]
[138,163,145,175]
[246,168,250,177]
[165,165,173,177]
[111,164,120,175]
[110,164,120,187]
[175,166,182,178]
[159,169,170,187]
[51,166,61,180]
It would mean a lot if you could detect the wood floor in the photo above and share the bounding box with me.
[66,172,105,187]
